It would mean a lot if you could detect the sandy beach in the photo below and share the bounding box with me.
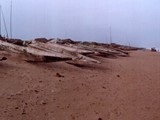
[0,50,160,120]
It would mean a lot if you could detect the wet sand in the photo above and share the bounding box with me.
[0,50,160,120]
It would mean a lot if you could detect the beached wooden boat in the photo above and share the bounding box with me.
[0,39,100,63]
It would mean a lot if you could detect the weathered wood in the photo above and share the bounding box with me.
[0,40,100,63]
[0,38,138,63]
[29,42,100,63]
[0,40,72,62]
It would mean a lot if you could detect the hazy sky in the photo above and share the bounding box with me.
[0,0,160,47]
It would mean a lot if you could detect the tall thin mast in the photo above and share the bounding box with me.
[109,26,112,43]
[2,8,9,38]
[0,5,1,36]
[10,0,12,38]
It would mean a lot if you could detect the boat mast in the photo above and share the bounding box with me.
[10,0,12,38]
[2,8,9,38]
[0,4,1,36]
[109,26,112,43]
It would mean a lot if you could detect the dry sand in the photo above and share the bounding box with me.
[0,50,160,120]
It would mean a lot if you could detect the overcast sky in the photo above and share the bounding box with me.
[0,0,160,47]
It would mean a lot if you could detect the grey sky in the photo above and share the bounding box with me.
[1,0,160,47]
